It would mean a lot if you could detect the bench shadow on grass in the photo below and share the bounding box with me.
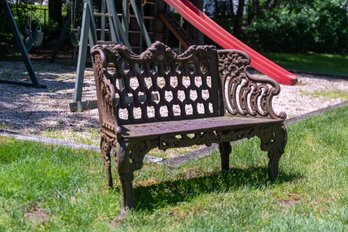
[133,167,302,212]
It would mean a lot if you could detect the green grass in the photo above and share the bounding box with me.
[0,106,347,231]
[301,90,348,100]
[264,52,348,77]
[41,127,100,147]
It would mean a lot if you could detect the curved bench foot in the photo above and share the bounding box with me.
[258,124,287,183]
[116,141,135,214]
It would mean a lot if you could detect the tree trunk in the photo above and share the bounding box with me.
[49,0,62,28]
[234,0,245,38]
[247,0,260,25]
[253,0,260,17]
[228,0,235,31]
[229,0,234,15]
[265,0,277,10]
[214,0,219,19]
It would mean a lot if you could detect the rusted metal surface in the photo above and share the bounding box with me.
[91,41,287,216]
[120,116,282,139]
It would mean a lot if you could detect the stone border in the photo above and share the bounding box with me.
[0,129,100,152]
[0,101,347,166]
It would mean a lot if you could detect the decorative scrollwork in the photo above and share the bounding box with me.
[257,125,287,155]
[101,76,115,105]
[128,139,158,171]
[91,43,126,64]
[217,127,257,143]
[91,50,119,135]
[218,50,286,120]
[159,131,221,150]
[140,41,177,61]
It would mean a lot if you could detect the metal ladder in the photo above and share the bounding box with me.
[70,0,152,112]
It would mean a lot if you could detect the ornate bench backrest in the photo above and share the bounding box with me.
[92,41,223,127]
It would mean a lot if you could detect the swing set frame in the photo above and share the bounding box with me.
[0,0,45,88]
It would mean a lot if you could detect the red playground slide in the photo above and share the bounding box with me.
[163,0,298,85]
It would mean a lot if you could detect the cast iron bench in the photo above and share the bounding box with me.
[91,41,287,215]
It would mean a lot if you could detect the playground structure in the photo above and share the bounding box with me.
[1,0,297,108]
[70,0,298,111]
[0,0,45,88]
[69,0,155,111]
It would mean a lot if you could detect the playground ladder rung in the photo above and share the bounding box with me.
[129,30,155,35]
[93,12,155,20]
[72,28,110,32]
[142,0,155,5]
[128,14,155,20]
[94,12,113,17]
[96,40,115,44]
[96,29,110,32]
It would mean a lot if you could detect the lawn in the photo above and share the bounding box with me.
[0,106,347,231]
[264,52,348,77]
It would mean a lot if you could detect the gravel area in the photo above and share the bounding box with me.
[274,74,347,118]
[0,60,347,145]
[0,61,98,134]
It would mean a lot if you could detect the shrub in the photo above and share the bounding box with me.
[245,0,348,53]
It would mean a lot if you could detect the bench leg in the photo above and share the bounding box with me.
[219,142,232,172]
[116,141,134,216]
[259,125,287,183]
[100,136,113,188]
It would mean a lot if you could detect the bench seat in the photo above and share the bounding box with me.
[120,116,283,139]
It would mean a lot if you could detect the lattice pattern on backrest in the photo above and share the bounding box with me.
[94,41,222,125]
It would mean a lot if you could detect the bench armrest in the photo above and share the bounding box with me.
[91,45,121,137]
[218,50,286,120]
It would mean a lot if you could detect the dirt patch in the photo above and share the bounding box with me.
[25,207,50,224]
[277,193,302,208]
